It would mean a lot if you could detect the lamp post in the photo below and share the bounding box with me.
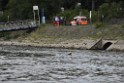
[92,0,95,11]
[77,3,81,7]
[61,7,64,13]
[77,2,82,16]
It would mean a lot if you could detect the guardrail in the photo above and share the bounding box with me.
[0,20,37,32]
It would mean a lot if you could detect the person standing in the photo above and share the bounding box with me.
[55,16,59,26]
[42,16,46,24]
[60,16,64,25]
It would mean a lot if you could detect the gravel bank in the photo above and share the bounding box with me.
[0,39,124,51]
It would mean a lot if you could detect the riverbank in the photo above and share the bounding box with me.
[0,38,97,50]
[0,38,124,52]
[0,24,124,51]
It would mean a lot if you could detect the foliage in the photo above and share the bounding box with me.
[94,22,106,29]
[0,30,28,40]
[28,24,124,40]
[98,2,123,21]
[121,24,124,29]
[0,0,123,22]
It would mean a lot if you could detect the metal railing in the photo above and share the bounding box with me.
[0,20,37,32]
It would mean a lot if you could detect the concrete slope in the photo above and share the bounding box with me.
[107,40,124,51]
[89,39,103,50]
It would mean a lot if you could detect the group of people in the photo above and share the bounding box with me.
[52,16,66,26]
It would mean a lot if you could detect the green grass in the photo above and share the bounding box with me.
[0,23,124,41]
[29,24,124,40]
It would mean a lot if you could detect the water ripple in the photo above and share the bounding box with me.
[0,45,124,83]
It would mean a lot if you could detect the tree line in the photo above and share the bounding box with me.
[0,0,123,22]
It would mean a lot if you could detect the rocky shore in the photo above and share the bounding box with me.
[0,38,124,51]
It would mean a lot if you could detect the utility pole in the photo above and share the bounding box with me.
[42,8,44,16]
[90,11,92,24]
[77,2,82,16]
[92,0,95,11]
[91,0,95,24]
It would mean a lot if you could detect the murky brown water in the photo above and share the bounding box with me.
[0,45,124,83]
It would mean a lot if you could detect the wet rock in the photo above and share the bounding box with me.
[68,53,72,55]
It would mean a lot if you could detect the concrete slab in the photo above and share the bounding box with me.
[107,40,124,51]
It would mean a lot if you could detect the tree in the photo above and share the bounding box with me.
[0,0,8,11]
[0,0,124,21]
[6,0,33,20]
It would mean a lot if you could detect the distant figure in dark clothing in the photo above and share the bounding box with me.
[63,16,67,25]
[60,16,64,25]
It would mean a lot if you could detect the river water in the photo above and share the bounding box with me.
[0,45,124,83]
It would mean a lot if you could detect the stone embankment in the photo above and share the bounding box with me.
[0,39,124,51]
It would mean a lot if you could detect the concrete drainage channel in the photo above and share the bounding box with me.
[89,39,117,50]
[102,42,113,50]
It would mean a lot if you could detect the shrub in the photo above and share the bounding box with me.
[58,9,89,21]
[121,24,124,29]
[94,22,106,29]
[98,2,121,22]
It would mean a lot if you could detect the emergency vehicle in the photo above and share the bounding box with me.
[70,16,88,25]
